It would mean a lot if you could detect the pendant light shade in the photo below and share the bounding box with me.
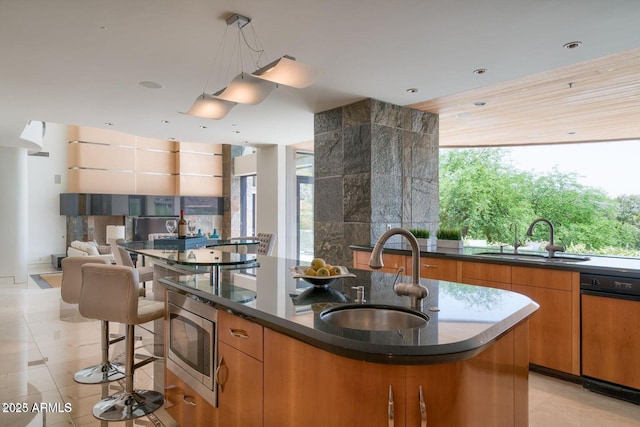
[184,13,319,120]
[252,55,320,88]
[214,73,277,105]
[186,94,235,119]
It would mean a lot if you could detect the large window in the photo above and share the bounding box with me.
[296,152,314,262]
[439,140,640,257]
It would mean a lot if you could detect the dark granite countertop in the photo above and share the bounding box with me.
[350,244,640,278]
[159,255,538,365]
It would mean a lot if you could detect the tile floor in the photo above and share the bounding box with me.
[1,264,639,426]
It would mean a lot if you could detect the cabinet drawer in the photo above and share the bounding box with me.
[165,368,216,426]
[418,257,459,281]
[462,261,511,284]
[511,266,573,291]
[218,310,264,361]
[353,250,405,274]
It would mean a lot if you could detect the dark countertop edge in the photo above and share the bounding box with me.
[350,245,640,278]
[160,278,539,366]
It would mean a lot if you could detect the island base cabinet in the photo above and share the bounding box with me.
[263,328,407,427]
[264,323,529,427]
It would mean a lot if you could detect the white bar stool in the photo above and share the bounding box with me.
[80,264,165,421]
[61,256,126,384]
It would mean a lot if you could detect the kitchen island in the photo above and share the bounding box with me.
[156,254,538,426]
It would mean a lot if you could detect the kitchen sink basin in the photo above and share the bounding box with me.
[320,304,429,331]
[476,252,590,263]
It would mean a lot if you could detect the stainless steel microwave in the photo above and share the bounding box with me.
[167,290,218,407]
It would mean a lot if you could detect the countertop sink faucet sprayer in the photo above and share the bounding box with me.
[369,227,428,308]
[526,218,566,258]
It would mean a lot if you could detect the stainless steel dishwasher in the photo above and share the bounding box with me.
[580,273,640,404]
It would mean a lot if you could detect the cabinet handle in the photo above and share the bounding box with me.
[183,395,197,406]
[419,385,427,427]
[229,328,249,339]
[388,385,394,427]
[215,356,228,391]
[423,264,438,268]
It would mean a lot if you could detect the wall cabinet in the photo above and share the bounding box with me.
[263,324,528,427]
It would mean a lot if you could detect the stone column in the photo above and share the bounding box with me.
[314,98,439,266]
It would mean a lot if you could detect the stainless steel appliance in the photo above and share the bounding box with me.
[580,273,640,404]
[167,290,218,406]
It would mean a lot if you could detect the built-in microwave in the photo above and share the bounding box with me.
[167,290,218,407]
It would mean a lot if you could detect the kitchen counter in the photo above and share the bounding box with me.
[350,243,640,278]
[158,255,538,365]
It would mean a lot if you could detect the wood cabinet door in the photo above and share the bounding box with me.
[263,328,406,427]
[216,341,263,427]
[512,284,573,373]
[165,368,216,427]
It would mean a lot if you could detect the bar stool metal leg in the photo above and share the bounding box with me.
[73,320,125,384]
[92,324,164,421]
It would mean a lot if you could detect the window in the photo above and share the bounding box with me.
[240,175,256,236]
[296,152,314,262]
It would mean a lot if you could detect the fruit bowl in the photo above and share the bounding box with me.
[290,265,356,286]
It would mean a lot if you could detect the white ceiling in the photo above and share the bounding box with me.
[1,0,640,150]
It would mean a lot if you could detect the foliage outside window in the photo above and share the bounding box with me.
[439,148,640,257]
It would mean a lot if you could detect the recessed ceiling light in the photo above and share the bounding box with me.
[473,68,487,75]
[161,120,170,124]
[139,81,163,89]
[233,130,240,134]
[406,88,419,93]
[457,112,473,118]
[563,41,582,49]
[473,101,486,107]
[200,125,207,129]
[168,137,176,141]
[105,122,113,126]
[568,131,577,135]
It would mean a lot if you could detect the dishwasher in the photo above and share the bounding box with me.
[580,273,640,404]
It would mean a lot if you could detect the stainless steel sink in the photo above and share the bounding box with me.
[320,304,429,331]
[476,252,590,263]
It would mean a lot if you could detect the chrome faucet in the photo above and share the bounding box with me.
[369,227,428,308]
[525,218,565,258]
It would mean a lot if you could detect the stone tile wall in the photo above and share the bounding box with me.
[314,98,439,266]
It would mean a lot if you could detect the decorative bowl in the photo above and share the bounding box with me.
[289,265,356,286]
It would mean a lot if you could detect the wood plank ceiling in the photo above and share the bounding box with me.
[410,47,640,148]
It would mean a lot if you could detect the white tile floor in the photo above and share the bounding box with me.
[1,264,639,426]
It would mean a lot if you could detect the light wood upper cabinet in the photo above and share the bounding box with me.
[67,126,222,196]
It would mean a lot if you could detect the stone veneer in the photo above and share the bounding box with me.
[314,98,439,266]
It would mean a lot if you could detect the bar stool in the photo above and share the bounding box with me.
[111,238,153,295]
[80,264,165,421]
[60,257,126,384]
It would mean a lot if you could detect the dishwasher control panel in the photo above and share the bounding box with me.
[580,273,640,297]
